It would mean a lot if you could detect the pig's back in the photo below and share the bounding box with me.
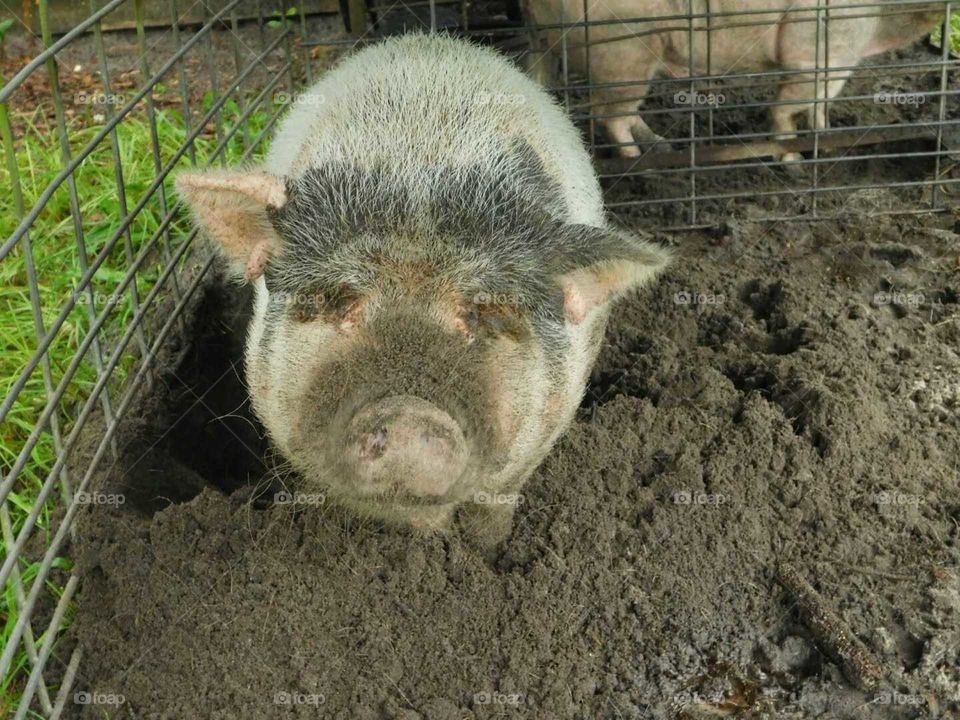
[264,34,605,226]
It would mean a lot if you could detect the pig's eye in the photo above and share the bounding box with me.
[453,306,478,343]
[463,301,529,342]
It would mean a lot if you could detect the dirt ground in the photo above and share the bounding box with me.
[38,20,960,720]
[62,198,960,719]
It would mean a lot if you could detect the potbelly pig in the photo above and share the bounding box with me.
[175,33,669,541]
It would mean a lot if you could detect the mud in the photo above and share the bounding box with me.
[60,191,960,719]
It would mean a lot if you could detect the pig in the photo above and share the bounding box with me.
[175,34,669,544]
[524,0,943,160]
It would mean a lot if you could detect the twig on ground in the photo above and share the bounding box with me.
[776,562,884,691]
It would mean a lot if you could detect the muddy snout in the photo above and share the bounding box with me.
[345,395,467,498]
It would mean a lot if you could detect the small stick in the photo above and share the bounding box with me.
[776,563,884,691]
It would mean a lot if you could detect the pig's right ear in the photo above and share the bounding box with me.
[175,170,287,281]
[552,224,671,325]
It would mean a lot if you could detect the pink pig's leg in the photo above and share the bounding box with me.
[771,77,811,165]
[774,11,866,166]
[809,70,853,131]
[602,108,667,158]
[773,67,854,165]
[590,40,668,157]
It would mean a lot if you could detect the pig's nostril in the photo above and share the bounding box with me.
[360,427,388,459]
[419,432,445,449]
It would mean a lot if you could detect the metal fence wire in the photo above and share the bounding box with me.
[0,0,956,715]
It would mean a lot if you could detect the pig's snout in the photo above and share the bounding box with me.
[346,395,467,498]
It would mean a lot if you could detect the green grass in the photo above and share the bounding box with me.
[0,95,275,716]
[930,10,960,55]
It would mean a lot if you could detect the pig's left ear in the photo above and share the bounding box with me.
[175,169,288,281]
[553,225,671,325]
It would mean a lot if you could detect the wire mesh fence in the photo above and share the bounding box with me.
[0,1,315,715]
[0,0,955,715]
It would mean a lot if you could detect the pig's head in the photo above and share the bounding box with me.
[176,147,668,527]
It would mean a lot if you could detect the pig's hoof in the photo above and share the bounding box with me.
[630,133,671,155]
[779,152,805,168]
[615,138,669,159]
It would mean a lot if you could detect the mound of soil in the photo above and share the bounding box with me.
[65,199,960,718]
